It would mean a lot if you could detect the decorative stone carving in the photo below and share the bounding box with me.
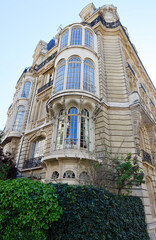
[100,5,119,23]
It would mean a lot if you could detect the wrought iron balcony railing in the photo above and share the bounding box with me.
[141,149,153,165]
[23,156,42,169]
[37,80,53,94]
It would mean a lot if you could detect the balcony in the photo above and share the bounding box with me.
[141,149,153,165]
[23,156,43,169]
[37,80,53,94]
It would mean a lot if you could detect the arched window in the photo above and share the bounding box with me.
[80,109,89,149]
[52,171,59,179]
[66,107,78,147]
[55,60,65,93]
[21,81,31,98]
[63,170,75,178]
[85,29,93,49]
[56,109,65,149]
[66,57,81,89]
[60,30,69,49]
[70,27,82,45]
[83,59,95,93]
[14,106,25,131]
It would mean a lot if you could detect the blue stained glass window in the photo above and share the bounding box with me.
[85,29,94,49]
[14,106,25,131]
[70,27,82,45]
[66,57,81,89]
[60,30,69,49]
[83,59,95,93]
[66,107,78,146]
[55,60,65,93]
[21,81,31,98]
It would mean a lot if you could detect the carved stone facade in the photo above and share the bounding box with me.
[2,3,156,238]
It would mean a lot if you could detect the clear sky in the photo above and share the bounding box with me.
[0,0,156,130]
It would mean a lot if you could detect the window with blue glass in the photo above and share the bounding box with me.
[66,57,81,89]
[66,107,78,147]
[60,30,69,49]
[56,109,65,149]
[85,29,94,49]
[80,109,89,149]
[55,60,65,93]
[14,106,25,131]
[70,27,82,45]
[83,59,95,93]
[21,81,31,98]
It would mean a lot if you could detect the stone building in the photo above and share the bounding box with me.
[1,3,156,238]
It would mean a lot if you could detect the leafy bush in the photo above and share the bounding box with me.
[0,146,17,180]
[0,178,62,240]
[50,184,149,240]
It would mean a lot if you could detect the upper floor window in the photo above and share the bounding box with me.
[85,29,93,49]
[32,138,45,159]
[66,57,81,89]
[66,107,78,147]
[14,106,25,131]
[56,107,90,150]
[83,59,95,93]
[60,30,69,49]
[21,81,31,98]
[70,27,82,45]
[55,60,65,93]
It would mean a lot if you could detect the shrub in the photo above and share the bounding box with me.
[50,184,149,240]
[0,178,62,240]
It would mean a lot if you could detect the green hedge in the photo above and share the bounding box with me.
[50,184,149,240]
[0,179,149,240]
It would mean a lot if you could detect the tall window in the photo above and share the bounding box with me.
[83,59,95,93]
[66,57,81,89]
[60,30,69,49]
[70,27,82,45]
[66,107,78,147]
[80,109,89,149]
[21,81,31,98]
[14,106,25,131]
[32,138,45,158]
[55,60,65,93]
[85,29,94,49]
[56,109,65,149]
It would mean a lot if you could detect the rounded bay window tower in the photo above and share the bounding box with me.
[43,23,101,183]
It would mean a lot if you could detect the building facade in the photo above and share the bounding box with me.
[2,3,156,238]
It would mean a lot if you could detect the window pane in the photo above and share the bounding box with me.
[33,138,45,158]
[70,27,82,45]
[80,109,89,149]
[66,107,78,147]
[55,60,65,93]
[83,59,95,93]
[21,81,31,98]
[66,57,81,89]
[60,30,69,49]
[14,106,25,131]
[85,29,93,49]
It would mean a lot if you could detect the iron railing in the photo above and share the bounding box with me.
[34,51,57,71]
[23,156,42,169]
[141,149,153,165]
[37,80,53,94]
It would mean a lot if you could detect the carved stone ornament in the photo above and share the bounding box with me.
[92,103,102,120]
[100,5,119,23]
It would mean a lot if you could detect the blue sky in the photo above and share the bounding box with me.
[0,0,156,130]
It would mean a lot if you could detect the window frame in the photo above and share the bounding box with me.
[21,81,31,98]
